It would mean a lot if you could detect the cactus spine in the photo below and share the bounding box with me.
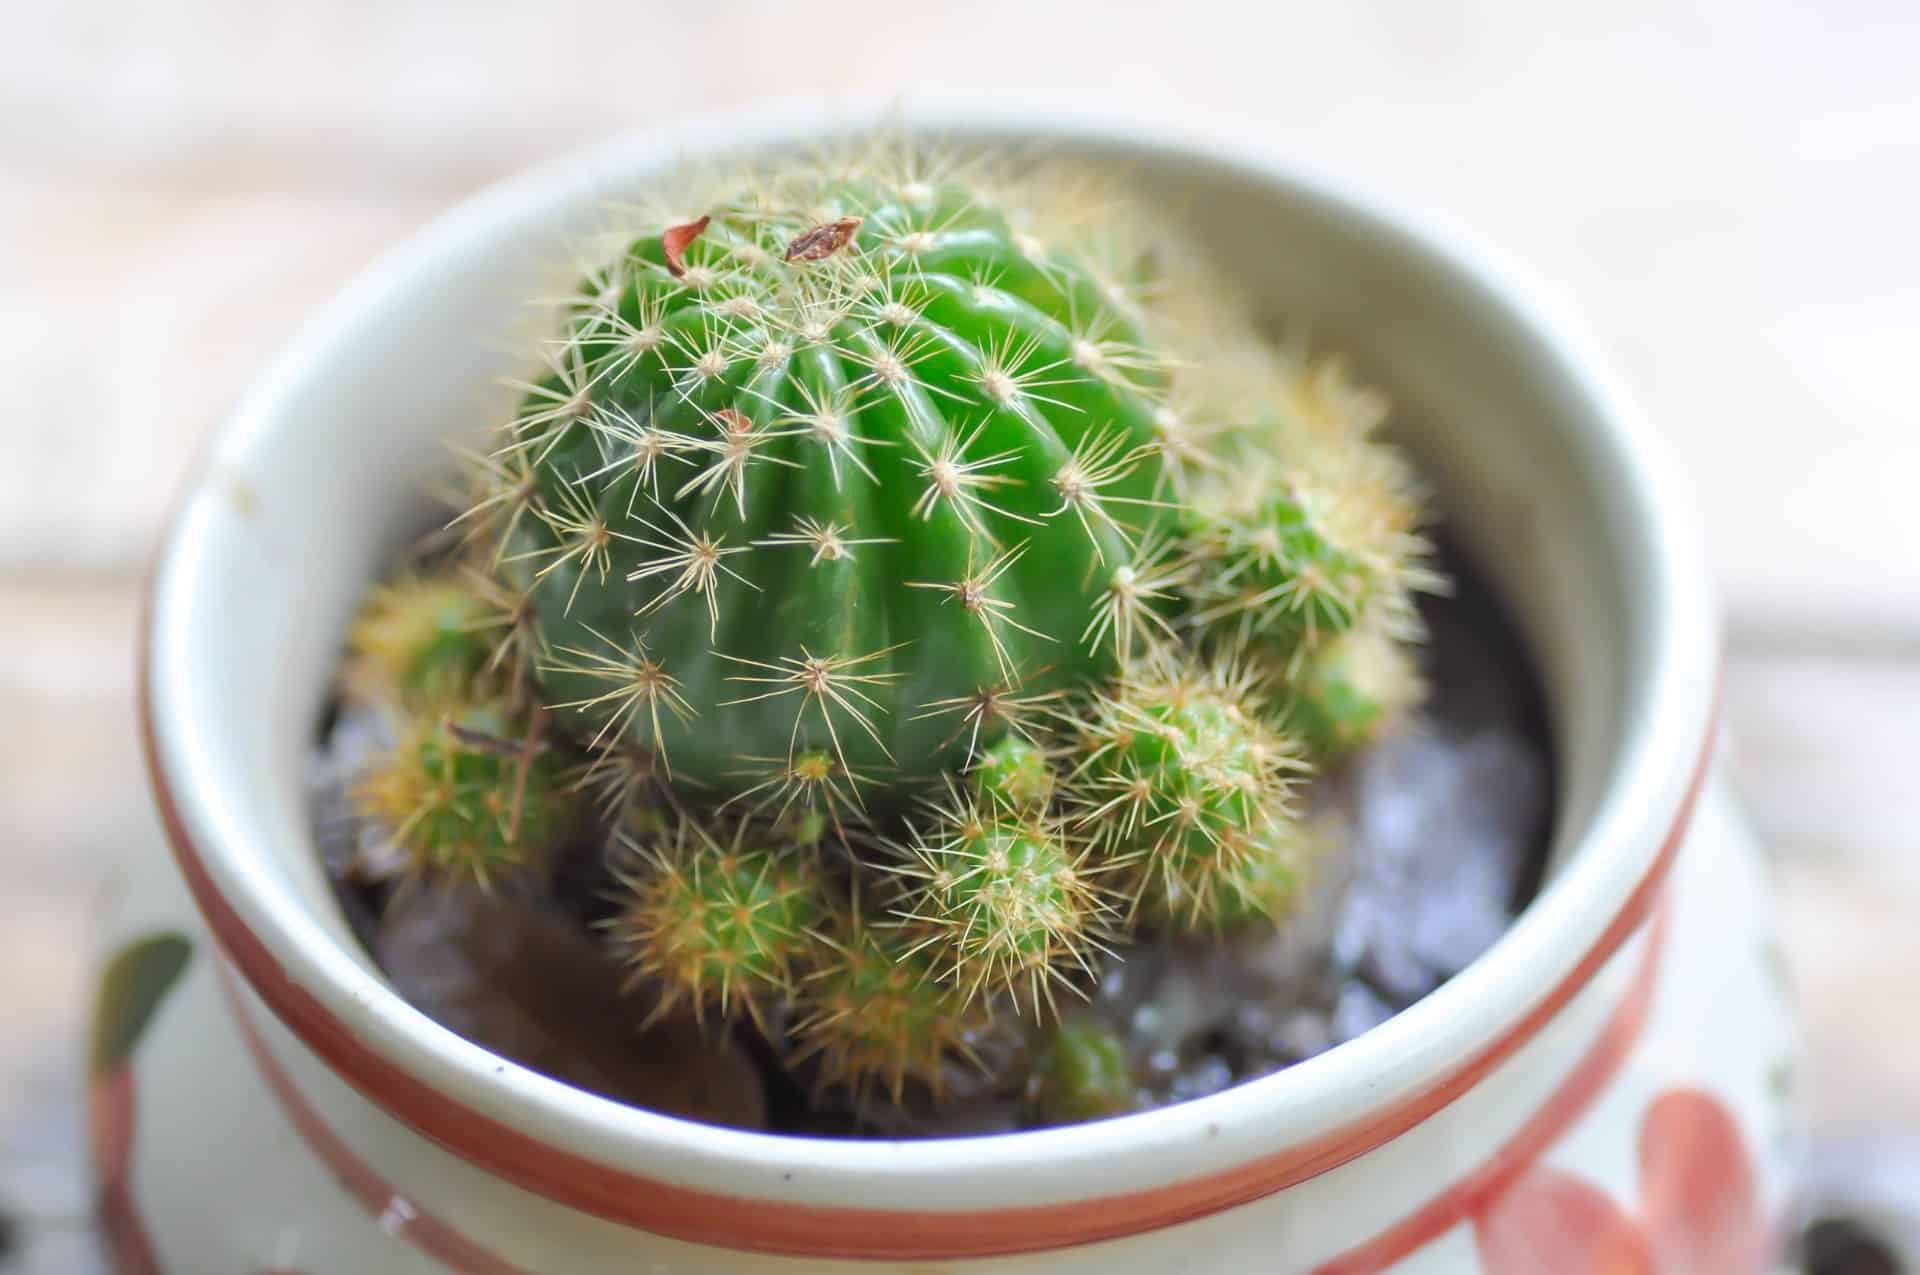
[347,573,496,705]
[891,783,1106,1012]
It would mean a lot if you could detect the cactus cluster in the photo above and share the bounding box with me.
[343,141,1441,1117]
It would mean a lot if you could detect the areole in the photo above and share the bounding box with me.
[121,100,1773,1275]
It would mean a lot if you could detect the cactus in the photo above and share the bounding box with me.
[1178,352,1437,666]
[1210,813,1317,929]
[606,814,827,1027]
[1277,614,1426,761]
[466,152,1200,793]
[1067,656,1308,926]
[347,573,496,704]
[890,782,1106,1011]
[341,141,1452,1114]
[969,733,1056,810]
[789,906,986,1104]
[352,700,569,886]
[1184,473,1377,646]
[1029,1019,1135,1124]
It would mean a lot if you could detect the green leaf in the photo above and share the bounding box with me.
[90,932,193,1078]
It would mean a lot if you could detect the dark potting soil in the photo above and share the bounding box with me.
[308,537,1555,1137]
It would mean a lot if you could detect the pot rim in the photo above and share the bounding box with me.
[141,95,1720,1255]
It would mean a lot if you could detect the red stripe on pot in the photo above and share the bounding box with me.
[220,964,533,1275]
[141,601,1716,1259]
[1308,905,1668,1275]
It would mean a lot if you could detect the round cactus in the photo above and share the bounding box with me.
[471,155,1206,794]
[969,733,1056,810]
[1175,351,1437,663]
[1278,616,1425,761]
[1068,657,1308,927]
[891,783,1106,1011]
[789,907,986,1104]
[352,699,570,885]
[1210,813,1317,929]
[347,573,495,704]
[1183,471,1379,645]
[1029,1019,1135,1124]
[607,815,828,1027]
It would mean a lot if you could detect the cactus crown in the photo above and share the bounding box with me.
[343,140,1442,1115]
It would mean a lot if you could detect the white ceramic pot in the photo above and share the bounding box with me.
[112,100,1795,1274]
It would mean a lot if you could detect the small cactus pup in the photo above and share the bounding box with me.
[317,138,1467,1130]
[345,571,497,706]
[1277,613,1426,761]
[1067,655,1311,929]
[788,905,989,1106]
[1028,1018,1136,1124]
[1183,354,1435,619]
[970,733,1057,810]
[352,699,571,887]
[890,781,1108,1012]
[606,812,828,1028]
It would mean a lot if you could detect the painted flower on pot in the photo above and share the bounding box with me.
[1475,1088,1766,1275]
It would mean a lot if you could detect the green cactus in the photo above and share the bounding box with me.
[890,782,1106,1011]
[789,907,987,1104]
[969,733,1056,810]
[1210,813,1317,929]
[1278,615,1425,761]
[353,699,570,885]
[347,573,496,704]
[1177,352,1436,661]
[1184,471,1378,644]
[361,142,1454,1113]
[1067,657,1308,928]
[606,814,828,1027]
[467,154,1198,794]
[1029,1018,1135,1124]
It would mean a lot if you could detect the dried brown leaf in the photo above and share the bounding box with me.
[662,215,711,278]
[444,721,522,756]
[785,216,864,263]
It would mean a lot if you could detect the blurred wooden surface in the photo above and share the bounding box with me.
[5,0,1920,633]
[3,1,1917,1269]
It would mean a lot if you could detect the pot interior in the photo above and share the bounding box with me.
[147,109,1695,1181]
[245,126,1643,970]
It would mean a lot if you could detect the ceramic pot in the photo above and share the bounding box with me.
[113,100,1795,1274]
